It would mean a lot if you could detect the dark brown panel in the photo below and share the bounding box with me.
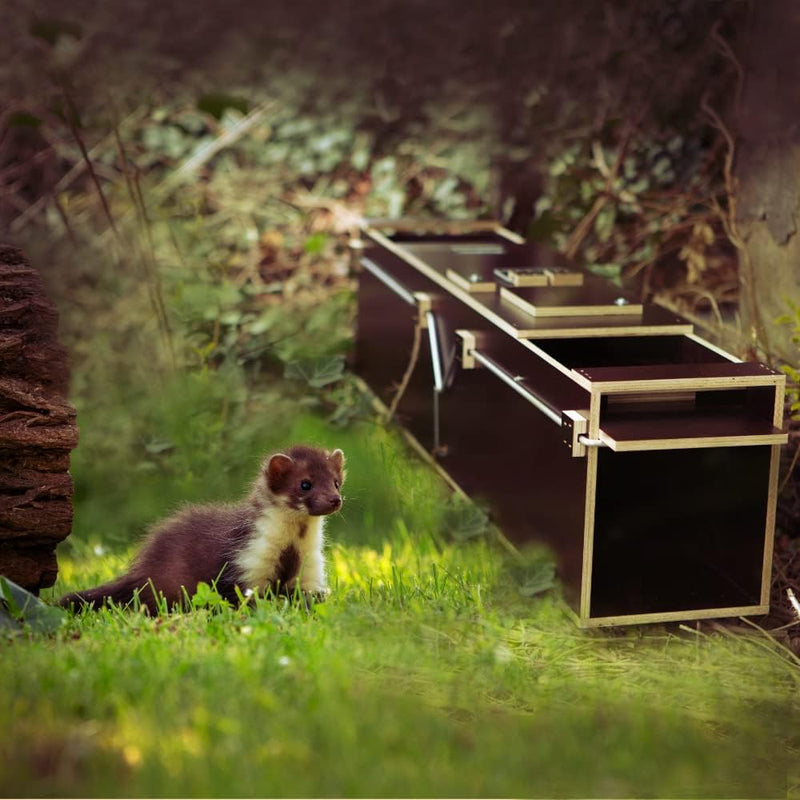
[438,366,587,607]
[590,446,770,617]
[532,336,729,369]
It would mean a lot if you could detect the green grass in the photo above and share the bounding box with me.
[2,412,798,798]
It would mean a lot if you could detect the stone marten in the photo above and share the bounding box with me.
[60,445,345,614]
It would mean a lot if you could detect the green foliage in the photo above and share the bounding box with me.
[506,547,558,598]
[440,494,491,543]
[535,131,725,290]
[0,577,66,635]
[778,301,800,419]
[188,582,230,612]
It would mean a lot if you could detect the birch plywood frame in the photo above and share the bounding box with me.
[445,268,496,293]
[597,416,787,452]
[353,220,789,628]
[571,361,784,394]
[500,285,643,318]
[364,226,692,341]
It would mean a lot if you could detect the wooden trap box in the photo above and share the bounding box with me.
[352,221,788,628]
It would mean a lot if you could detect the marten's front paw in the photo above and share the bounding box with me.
[292,588,328,610]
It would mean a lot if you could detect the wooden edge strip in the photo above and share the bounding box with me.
[492,225,526,244]
[445,269,496,293]
[455,329,477,369]
[499,286,644,318]
[773,374,787,428]
[761,444,782,606]
[573,374,784,393]
[513,323,694,340]
[598,431,789,452]
[579,605,769,628]
[579,391,602,619]
[562,409,589,458]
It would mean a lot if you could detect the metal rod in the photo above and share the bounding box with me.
[472,350,562,425]
[360,257,417,306]
[433,387,441,453]
[425,310,444,393]
[577,436,608,448]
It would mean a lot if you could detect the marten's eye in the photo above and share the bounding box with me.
[334,480,340,489]
[300,479,312,491]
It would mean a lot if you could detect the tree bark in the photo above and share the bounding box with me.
[735,1,800,363]
[0,245,78,593]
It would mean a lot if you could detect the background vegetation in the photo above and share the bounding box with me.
[1,0,799,796]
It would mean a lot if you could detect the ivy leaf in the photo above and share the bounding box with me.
[517,562,557,598]
[304,233,328,256]
[144,438,175,456]
[442,496,491,542]
[284,356,346,388]
[586,263,623,287]
[594,205,617,243]
[506,549,557,598]
[0,576,66,634]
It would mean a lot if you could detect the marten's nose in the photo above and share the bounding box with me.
[329,495,341,510]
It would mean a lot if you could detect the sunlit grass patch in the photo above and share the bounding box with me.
[9,363,799,798]
[7,517,799,799]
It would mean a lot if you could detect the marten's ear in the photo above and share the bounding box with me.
[266,453,294,492]
[329,448,345,478]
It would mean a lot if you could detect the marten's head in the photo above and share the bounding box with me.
[258,445,345,516]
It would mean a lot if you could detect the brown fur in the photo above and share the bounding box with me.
[60,445,344,614]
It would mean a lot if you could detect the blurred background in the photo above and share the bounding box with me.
[1,3,799,797]
[1,0,798,607]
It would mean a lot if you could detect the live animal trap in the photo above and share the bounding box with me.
[351,220,788,628]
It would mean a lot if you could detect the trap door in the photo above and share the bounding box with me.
[575,361,786,627]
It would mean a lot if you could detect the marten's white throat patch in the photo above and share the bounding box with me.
[233,507,327,593]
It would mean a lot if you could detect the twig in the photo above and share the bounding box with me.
[737,616,800,667]
[155,102,275,199]
[10,107,146,233]
[700,95,771,362]
[58,77,119,240]
[779,444,800,495]
[50,191,77,245]
[385,315,424,423]
[111,108,175,368]
[710,20,745,114]
[564,121,635,260]
[288,192,365,233]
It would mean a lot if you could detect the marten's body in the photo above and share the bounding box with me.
[60,445,344,614]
